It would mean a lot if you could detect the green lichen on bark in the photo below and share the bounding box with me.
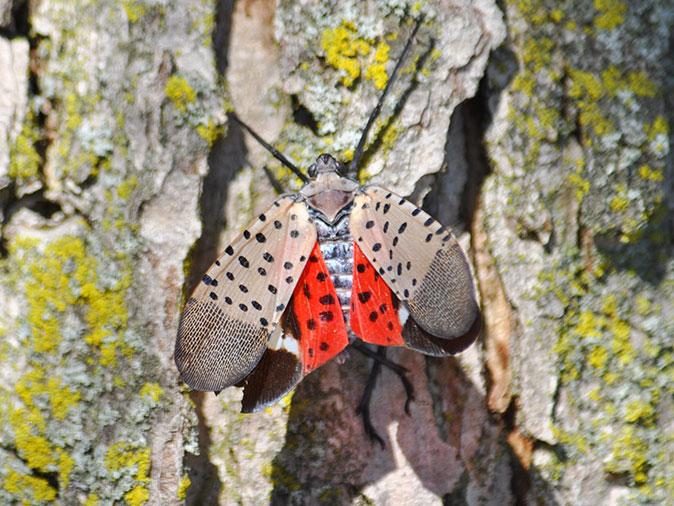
[272,0,441,182]
[1,0,224,503]
[485,0,673,503]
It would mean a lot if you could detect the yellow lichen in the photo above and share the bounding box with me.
[165,75,197,113]
[105,442,151,504]
[645,115,669,140]
[568,172,590,201]
[638,164,664,182]
[196,119,225,147]
[624,400,656,426]
[551,425,588,453]
[321,20,371,87]
[122,0,147,23]
[364,41,390,90]
[125,485,150,506]
[8,111,42,180]
[588,345,609,369]
[609,183,629,213]
[635,294,651,316]
[118,175,139,200]
[605,426,650,484]
[609,195,629,213]
[627,71,657,98]
[177,474,191,500]
[569,69,604,101]
[83,493,99,505]
[58,451,75,488]
[593,0,627,30]
[574,311,601,339]
[139,382,163,402]
[3,469,57,503]
[550,8,564,23]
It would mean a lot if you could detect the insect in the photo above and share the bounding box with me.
[175,17,481,445]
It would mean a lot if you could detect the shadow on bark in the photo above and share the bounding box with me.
[268,349,484,503]
[593,213,673,285]
[184,1,239,503]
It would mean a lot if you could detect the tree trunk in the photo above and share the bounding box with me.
[0,1,671,505]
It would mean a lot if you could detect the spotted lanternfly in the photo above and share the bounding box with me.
[175,17,481,444]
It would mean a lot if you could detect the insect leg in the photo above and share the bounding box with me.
[347,17,423,176]
[352,341,415,414]
[229,112,309,184]
[355,347,385,447]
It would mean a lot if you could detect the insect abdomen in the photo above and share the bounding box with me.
[313,214,354,326]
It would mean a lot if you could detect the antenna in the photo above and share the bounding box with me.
[348,17,423,175]
[229,113,310,184]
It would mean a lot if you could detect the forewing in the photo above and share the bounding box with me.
[175,196,316,391]
[350,243,404,346]
[289,241,350,374]
[350,186,479,340]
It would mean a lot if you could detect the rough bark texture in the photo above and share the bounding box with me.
[0,0,671,505]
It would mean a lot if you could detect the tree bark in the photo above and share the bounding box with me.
[0,1,671,505]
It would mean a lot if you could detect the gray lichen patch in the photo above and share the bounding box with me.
[272,0,505,194]
[483,1,673,503]
[0,0,227,504]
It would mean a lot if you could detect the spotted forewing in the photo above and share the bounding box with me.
[175,196,316,392]
[350,186,480,343]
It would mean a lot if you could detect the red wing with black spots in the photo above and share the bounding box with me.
[290,242,350,374]
[350,243,404,346]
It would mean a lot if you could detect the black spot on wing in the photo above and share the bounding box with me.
[319,311,334,322]
[319,294,335,305]
[358,291,371,303]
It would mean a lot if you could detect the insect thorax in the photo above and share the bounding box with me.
[308,207,354,327]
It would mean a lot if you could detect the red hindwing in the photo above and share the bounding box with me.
[350,243,404,346]
[290,242,349,374]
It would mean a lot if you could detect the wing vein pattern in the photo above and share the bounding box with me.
[349,186,479,341]
[175,196,316,391]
